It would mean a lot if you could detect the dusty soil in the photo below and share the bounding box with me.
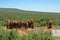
[17,26,60,35]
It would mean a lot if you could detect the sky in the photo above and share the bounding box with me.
[0,0,60,12]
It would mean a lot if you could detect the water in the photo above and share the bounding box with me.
[52,30,60,36]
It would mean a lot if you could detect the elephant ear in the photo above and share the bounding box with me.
[48,20,52,24]
[30,19,34,23]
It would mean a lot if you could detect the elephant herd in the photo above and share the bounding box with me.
[6,19,34,29]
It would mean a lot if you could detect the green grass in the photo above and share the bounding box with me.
[54,37,60,40]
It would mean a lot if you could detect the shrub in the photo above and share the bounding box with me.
[29,30,53,40]
[20,30,54,40]
[0,28,19,40]
[40,21,47,26]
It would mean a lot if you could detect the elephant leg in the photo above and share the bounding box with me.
[7,25,9,29]
[31,25,34,29]
[25,24,28,30]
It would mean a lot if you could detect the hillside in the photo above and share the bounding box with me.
[0,8,60,15]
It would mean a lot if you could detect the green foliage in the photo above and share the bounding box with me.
[54,37,60,40]
[19,30,54,40]
[0,28,19,40]
[40,21,47,26]
[8,30,19,40]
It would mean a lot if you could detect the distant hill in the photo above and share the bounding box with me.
[0,8,60,15]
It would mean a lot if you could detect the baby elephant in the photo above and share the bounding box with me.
[48,20,52,29]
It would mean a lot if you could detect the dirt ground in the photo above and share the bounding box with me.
[17,26,60,35]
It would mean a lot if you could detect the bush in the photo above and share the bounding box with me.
[8,29,19,40]
[0,28,19,40]
[40,21,47,26]
[29,30,53,40]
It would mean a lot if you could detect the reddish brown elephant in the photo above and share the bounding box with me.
[28,19,34,29]
[6,19,34,29]
[48,20,52,29]
[6,20,13,29]
[6,20,22,29]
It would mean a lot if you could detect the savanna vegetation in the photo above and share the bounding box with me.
[0,8,60,40]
